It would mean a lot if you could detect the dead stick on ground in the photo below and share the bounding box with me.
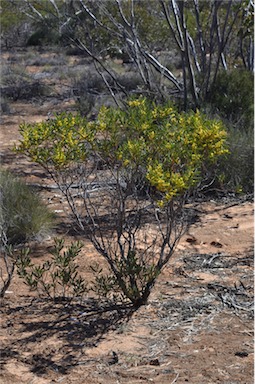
[171,372,179,384]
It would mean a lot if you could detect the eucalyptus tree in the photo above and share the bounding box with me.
[14,0,254,108]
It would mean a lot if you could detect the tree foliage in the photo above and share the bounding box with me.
[0,0,30,48]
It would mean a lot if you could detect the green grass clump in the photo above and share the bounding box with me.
[0,169,54,245]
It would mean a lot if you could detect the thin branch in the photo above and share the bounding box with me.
[160,0,183,50]
[24,0,44,20]
[193,0,206,72]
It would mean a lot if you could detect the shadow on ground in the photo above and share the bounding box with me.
[0,298,135,375]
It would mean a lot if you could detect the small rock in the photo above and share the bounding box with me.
[210,241,223,248]
[223,213,233,219]
[186,237,197,244]
[235,351,249,358]
[106,351,118,365]
[149,358,160,366]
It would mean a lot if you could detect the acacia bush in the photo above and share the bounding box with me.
[17,98,228,307]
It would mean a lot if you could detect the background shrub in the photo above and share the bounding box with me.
[73,69,113,95]
[206,69,254,194]
[26,26,61,46]
[117,72,144,92]
[0,169,54,245]
[25,55,67,67]
[0,65,48,101]
[208,69,254,131]
[217,127,254,194]
[0,97,11,115]
[72,69,114,116]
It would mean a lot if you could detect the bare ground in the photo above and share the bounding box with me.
[0,48,254,384]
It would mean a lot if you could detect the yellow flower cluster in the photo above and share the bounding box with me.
[147,163,187,201]
[17,98,228,203]
[16,113,94,168]
[152,106,175,120]
[127,99,146,108]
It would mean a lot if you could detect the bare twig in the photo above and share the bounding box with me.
[171,372,180,384]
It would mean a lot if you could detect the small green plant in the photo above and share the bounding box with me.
[90,262,121,301]
[16,238,87,302]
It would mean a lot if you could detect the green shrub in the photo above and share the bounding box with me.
[209,69,254,130]
[26,26,60,46]
[0,169,54,245]
[117,72,144,92]
[16,238,87,302]
[217,127,254,194]
[203,69,254,194]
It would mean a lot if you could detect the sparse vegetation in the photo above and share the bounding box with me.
[71,69,108,116]
[117,72,145,93]
[25,55,67,67]
[0,1,253,381]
